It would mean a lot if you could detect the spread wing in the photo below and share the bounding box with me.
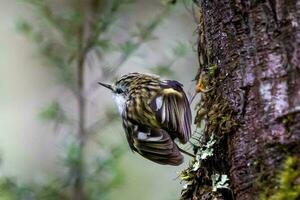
[133,129,184,166]
[122,118,183,165]
[122,110,184,166]
[150,80,192,144]
[132,129,183,165]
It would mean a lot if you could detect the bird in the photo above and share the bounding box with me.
[98,72,192,166]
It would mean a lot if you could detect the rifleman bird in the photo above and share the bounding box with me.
[99,72,192,165]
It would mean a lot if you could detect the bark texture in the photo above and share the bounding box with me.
[182,0,300,199]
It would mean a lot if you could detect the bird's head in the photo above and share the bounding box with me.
[98,81,127,96]
[99,73,155,114]
[98,72,160,95]
[98,74,136,97]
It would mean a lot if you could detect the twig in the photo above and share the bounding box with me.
[178,146,196,158]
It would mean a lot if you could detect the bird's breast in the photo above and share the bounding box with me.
[113,94,126,115]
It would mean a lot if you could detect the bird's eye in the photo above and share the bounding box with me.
[115,88,123,94]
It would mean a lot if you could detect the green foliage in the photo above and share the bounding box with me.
[7,0,133,199]
[149,41,192,77]
[96,39,112,51]
[150,64,175,76]
[261,156,300,200]
[172,41,191,58]
[38,101,65,122]
[0,177,30,200]
[64,142,82,168]
[33,182,68,200]
[134,6,172,42]
[120,41,138,58]
[15,20,32,34]
[2,1,192,199]
[16,19,43,43]
[0,176,68,200]
[86,147,125,200]
[0,143,125,200]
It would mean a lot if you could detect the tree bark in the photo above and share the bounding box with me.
[182,0,300,199]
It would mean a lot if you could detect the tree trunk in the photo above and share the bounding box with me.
[181,0,300,199]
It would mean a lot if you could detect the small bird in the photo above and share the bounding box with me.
[98,73,192,165]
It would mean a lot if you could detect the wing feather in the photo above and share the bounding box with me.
[132,129,183,165]
[122,119,136,151]
[122,118,183,165]
[150,80,192,144]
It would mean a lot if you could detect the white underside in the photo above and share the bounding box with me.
[113,94,126,115]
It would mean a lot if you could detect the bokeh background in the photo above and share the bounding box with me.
[0,0,198,199]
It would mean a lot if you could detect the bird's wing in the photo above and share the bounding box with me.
[122,118,183,165]
[150,80,192,144]
[121,119,137,152]
[132,128,183,165]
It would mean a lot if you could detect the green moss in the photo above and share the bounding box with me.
[260,156,300,200]
[208,64,218,77]
[281,112,297,134]
[181,61,237,200]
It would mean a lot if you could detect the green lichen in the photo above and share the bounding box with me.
[212,174,230,192]
[260,156,300,200]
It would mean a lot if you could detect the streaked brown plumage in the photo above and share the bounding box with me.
[99,73,192,165]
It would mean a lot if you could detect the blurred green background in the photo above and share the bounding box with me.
[0,0,197,199]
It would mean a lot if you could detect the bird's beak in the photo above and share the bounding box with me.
[98,82,114,91]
